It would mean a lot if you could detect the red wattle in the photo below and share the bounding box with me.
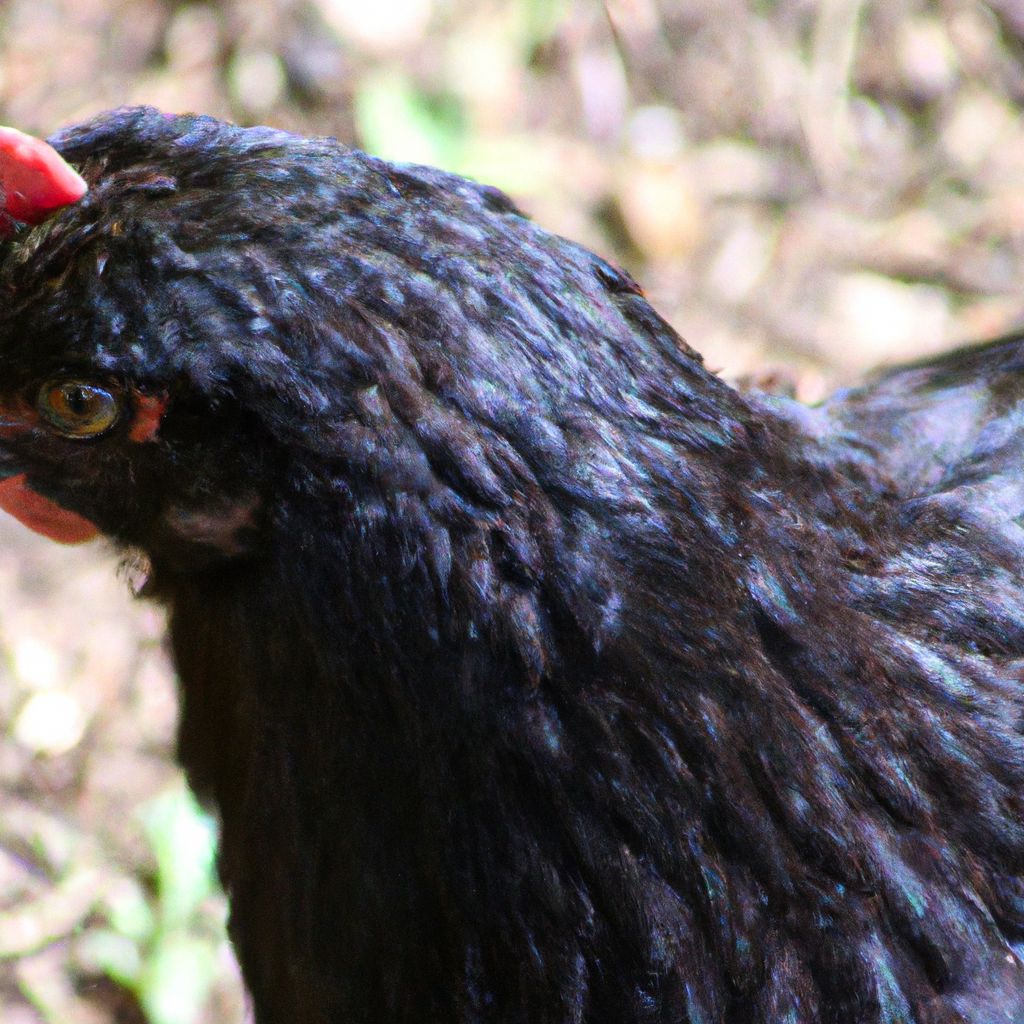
[0,126,87,227]
[0,474,99,544]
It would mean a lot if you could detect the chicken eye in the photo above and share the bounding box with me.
[37,380,121,438]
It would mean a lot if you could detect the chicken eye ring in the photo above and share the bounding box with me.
[36,379,122,439]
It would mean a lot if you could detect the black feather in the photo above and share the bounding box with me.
[1,107,1024,1022]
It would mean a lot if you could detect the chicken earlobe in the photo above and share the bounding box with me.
[0,125,87,236]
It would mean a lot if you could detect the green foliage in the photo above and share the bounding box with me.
[80,784,223,1024]
[354,70,467,169]
[353,70,550,196]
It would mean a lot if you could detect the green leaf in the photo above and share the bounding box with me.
[137,934,219,1024]
[354,70,465,169]
[77,928,143,988]
[141,785,218,931]
[104,878,156,942]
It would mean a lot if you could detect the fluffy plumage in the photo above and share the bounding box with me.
[2,107,1024,1023]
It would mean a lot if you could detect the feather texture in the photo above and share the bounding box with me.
[1,107,1023,1022]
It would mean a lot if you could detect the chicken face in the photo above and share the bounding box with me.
[0,255,271,569]
[0,114,297,569]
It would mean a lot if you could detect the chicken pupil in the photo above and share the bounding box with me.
[61,384,95,417]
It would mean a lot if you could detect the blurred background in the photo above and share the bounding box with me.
[0,0,1023,1021]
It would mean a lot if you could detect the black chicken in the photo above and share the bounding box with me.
[2,106,1024,1024]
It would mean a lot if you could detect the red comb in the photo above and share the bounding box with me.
[0,126,87,235]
